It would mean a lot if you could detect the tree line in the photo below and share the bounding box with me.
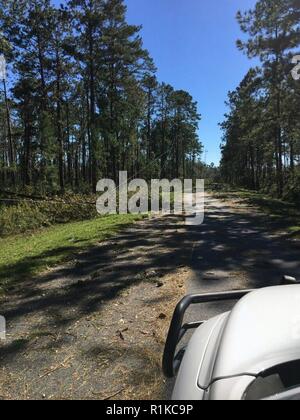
[0,0,202,195]
[220,0,300,201]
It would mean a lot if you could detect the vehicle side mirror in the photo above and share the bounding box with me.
[281,276,298,285]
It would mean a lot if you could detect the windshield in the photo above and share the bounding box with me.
[244,360,300,400]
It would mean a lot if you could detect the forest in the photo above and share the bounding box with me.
[220,0,300,203]
[0,0,203,195]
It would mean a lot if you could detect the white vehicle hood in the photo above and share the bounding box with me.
[212,285,300,379]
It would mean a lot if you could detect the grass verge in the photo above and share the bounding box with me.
[211,187,300,237]
[0,214,144,295]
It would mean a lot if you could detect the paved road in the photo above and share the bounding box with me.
[183,194,300,324]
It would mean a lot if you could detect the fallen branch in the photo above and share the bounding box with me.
[93,388,124,400]
[39,356,73,379]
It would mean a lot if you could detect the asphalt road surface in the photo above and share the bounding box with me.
[184,194,300,325]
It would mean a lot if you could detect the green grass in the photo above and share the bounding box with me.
[287,225,300,237]
[0,213,144,294]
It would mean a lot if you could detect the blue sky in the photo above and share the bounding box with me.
[125,0,258,165]
[53,0,258,165]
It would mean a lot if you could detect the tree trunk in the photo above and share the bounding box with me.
[88,23,98,192]
[37,34,48,181]
[23,115,32,186]
[3,78,15,186]
[55,46,65,193]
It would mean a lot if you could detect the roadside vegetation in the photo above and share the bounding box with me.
[0,213,143,295]
[211,185,300,238]
[0,187,179,295]
[0,193,98,237]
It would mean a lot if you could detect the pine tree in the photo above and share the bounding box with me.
[236,0,300,196]
[0,0,203,195]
